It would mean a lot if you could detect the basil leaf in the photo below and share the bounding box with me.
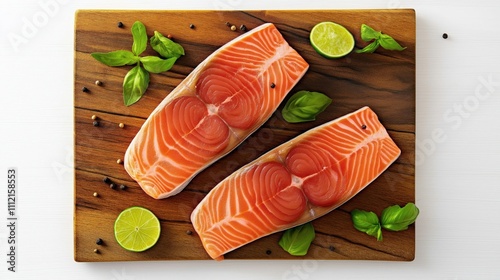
[131,21,148,56]
[378,34,406,51]
[91,50,139,66]
[123,65,150,106]
[381,203,419,231]
[357,24,405,53]
[150,31,185,59]
[351,209,383,241]
[355,40,380,53]
[360,24,381,41]
[282,91,332,123]
[279,223,315,256]
[140,56,177,74]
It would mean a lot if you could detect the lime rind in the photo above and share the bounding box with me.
[310,21,355,59]
[114,206,161,252]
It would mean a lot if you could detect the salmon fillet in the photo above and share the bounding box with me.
[190,106,401,260]
[124,23,309,199]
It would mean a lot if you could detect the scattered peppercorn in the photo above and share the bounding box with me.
[119,184,127,190]
[230,25,237,31]
[189,23,195,29]
[93,120,100,127]
[103,177,111,184]
[329,245,335,251]
[442,33,448,39]
[266,250,272,255]
[361,124,367,130]
[225,21,231,27]
[93,192,99,197]
[96,238,103,245]
[117,21,124,28]
[95,80,102,86]
[239,25,247,32]
[186,230,193,235]
[93,248,99,254]
[119,123,125,128]
[117,159,123,164]
[270,82,276,88]
[82,86,89,93]
[109,183,116,190]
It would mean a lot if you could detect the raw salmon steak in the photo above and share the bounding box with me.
[124,23,309,199]
[191,106,401,260]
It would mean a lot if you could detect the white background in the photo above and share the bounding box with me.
[1,0,500,279]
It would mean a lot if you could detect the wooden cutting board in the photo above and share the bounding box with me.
[74,9,415,262]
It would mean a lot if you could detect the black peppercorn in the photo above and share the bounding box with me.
[442,33,448,39]
[186,230,193,235]
[96,238,103,245]
[361,124,367,130]
[103,177,111,184]
[82,86,89,93]
[329,245,335,251]
[117,22,124,28]
[266,250,272,255]
[109,183,116,189]
[189,23,195,29]
[93,120,100,127]
[119,184,127,190]
[239,25,247,32]
[270,83,276,88]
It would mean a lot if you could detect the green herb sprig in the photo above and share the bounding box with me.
[356,24,406,54]
[278,222,315,256]
[281,91,332,123]
[351,209,383,241]
[91,21,184,106]
[381,203,420,231]
[351,203,419,241]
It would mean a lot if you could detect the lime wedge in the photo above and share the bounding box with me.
[114,206,161,252]
[310,22,355,58]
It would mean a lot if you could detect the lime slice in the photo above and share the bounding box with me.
[114,206,161,252]
[310,22,355,58]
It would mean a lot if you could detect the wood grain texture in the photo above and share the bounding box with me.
[74,10,415,262]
